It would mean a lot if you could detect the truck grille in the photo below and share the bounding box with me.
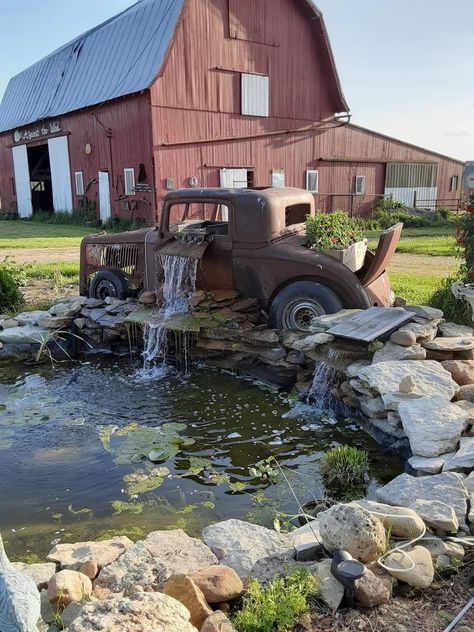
[99,244,139,275]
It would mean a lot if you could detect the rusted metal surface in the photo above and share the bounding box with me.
[80,187,396,310]
[361,223,403,287]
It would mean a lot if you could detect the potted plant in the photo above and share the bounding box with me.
[305,210,367,272]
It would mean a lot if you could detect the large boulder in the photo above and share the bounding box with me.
[376,472,468,529]
[455,384,474,402]
[12,562,56,590]
[190,565,243,603]
[384,545,434,588]
[47,569,93,607]
[164,574,212,629]
[408,454,452,474]
[409,499,459,533]
[353,499,425,539]
[67,592,196,632]
[95,530,217,593]
[441,360,474,386]
[48,536,133,570]
[439,322,474,338]
[423,337,474,353]
[443,437,474,471]
[358,361,459,400]
[202,519,294,578]
[318,504,386,563]
[398,396,469,457]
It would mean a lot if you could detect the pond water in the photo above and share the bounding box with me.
[0,358,403,560]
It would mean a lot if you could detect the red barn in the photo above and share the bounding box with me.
[0,0,465,221]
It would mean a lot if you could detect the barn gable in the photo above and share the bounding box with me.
[0,0,185,133]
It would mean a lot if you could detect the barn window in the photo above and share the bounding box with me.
[450,175,459,192]
[124,168,135,196]
[306,170,319,193]
[355,175,366,195]
[74,172,84,196]
[241,74,269,117]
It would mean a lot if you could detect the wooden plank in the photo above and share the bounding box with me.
[327,307,413,342]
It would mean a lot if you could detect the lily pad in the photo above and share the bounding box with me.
[179,456,213,477]
[111,500,145,515]
[114,423,194,466]
[124,467,170,495]
[148,449,167,463]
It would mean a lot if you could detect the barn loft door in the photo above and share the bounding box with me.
[12,145,33,218]
[48,136,73,213]
[99,171,112,222]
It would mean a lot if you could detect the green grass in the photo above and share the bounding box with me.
[22,262,80,280]
[389,272,443,305]
[367,226,457,257]
[0,221,100,249]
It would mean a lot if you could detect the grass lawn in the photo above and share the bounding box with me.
[367,226,457,257]
[388,272,444,305]
[23,262,80,281]
[0,221,100,249]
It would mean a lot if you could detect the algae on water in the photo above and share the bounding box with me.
[124,467,170,496]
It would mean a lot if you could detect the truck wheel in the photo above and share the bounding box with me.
[89,270,130,301]
[269,281,343,332]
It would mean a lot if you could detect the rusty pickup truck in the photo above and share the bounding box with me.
[80,187,401,332]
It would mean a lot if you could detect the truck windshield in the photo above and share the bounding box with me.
[168,202,229,236]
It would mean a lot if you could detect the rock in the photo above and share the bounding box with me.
[84,298,104,308]
[358,360,459,400]
[360,395,386,418]
[47,536,133,570]
[436,554,452,570]
[47,569,93,607]
[390,330,417,347]
[353,567,391,608]
[39,316,74,329]
[210,290,240,302]
[190,565,243,603]
[420,538,465,562]
[453,400,474,426]
[232,298,259,313]
[291,333,334,352]
[74,318,87,329]
[408,454,452,474]
[79,560,99,580]
[61,602,83,628]
[403,321,438,342]
[372,342,426,363]
[249,555,305,585]
[441,360,474,386]
[40,589,55,624]
[405,305,443,320]
[0,318,19,329]
[241,329,280,346]
[455,384,474,403]
[201,611,236,632]
[318,504,386,563]
[381,391,422,411]
[423,337,474,352]
[164,574,213,629]
[49,302,83,317]
[138,291,157,305]
[398,396,468,457]
[376,472,468,529]
[310,559,345,610]
[443,437,474,471]
[410,499,459,533]
[399,376,415,393]
[464,471,474,493]
[354,500,425,539]
[0,325,49,344]
[67,592,196,632]
[439,322,474,338]
[202,519,294,578]
[12,562,56,589]
[15,310,50,326]
[384,545,434,588]
[96,530,217,593]
[346,360,372,378]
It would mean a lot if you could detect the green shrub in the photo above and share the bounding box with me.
[430,272,473,325]
[31,203,99,226]
[233,568,317,632]
[103,216,153,232]
[0,262,24,313]
[306,210,364,250]
[320,445,369,488]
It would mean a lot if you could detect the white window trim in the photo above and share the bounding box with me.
[306,170,319,193]
[124,168,135,196]
[450,175,458,192]
[241,73,269,117]
[355,175,366,195]
[74,171,84,196]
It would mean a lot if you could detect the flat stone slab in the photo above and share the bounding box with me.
[442,436,474,471]
[12,562,56,589]
[439,322,474,338]
[372,342,425,363]
[0,326,49,345]
[409,499,459,533]
[382,391,423,411]
[47,536,133,570]
[404,306,444,321]
[398,396,469,457]
[376,472,468,529]
[408,454,453,474]
[15,310,50,326]
[358,360,459,400]
[423,337,474,352]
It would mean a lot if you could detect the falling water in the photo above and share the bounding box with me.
[306,360,341,415]
[141,253,199,373]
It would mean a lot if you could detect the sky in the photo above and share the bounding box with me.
[0,0,472,161]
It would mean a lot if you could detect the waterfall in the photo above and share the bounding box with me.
[141,253,199,374]
[306,360,340,415]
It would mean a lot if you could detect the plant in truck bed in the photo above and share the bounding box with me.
[305,210,364,251]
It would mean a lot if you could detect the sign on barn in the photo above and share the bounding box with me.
[13,121,62,144]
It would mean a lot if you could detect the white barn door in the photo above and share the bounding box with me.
[48,136,73,213]
[12,145,32,218]
[98,171,112,222]
[220,168,248,189]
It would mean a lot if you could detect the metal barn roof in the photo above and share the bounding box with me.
[0,0,185,132]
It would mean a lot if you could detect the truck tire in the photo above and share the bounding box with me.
[89,270,130,301]
[269,281,343,332]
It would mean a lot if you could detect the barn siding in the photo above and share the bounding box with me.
[0,93,155,219]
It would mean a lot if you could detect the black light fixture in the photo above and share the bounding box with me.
[330,549,365,608]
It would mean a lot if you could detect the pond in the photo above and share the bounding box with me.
[0,358,403,560]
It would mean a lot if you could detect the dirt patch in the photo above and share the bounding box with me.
[22,279,79,308]
[1,247,79,264]
[307,556,474,632]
